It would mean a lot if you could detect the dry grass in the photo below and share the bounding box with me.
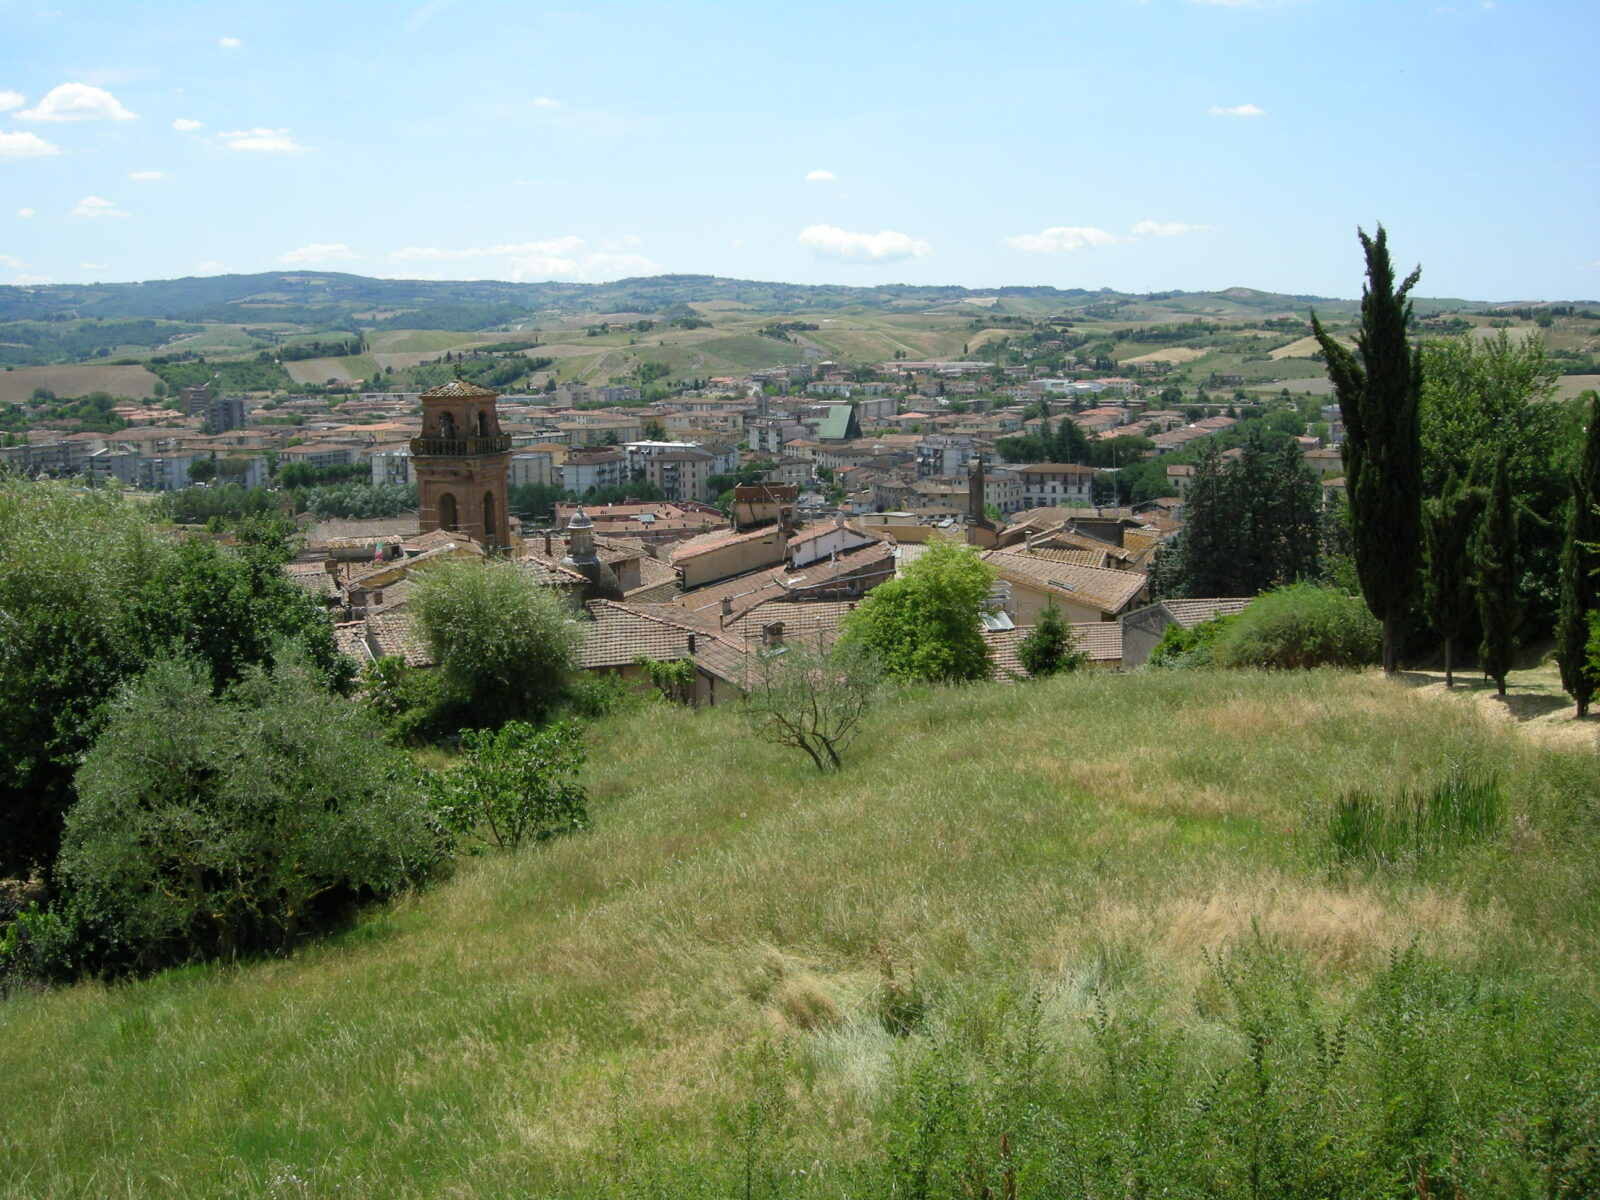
[2,667,1594,1197]
[0,363,162,402]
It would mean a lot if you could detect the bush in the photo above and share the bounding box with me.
[1213,584,1380,670]
[429,720,588,849]
[58,655,443,973]
[1149,613,1238,668]
[410,559,582,729]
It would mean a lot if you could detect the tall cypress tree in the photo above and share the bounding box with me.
[1423,465,1484,688]
[1476,449,1519,695]
[1312,226,1423,674]
[1556,392,1600,715]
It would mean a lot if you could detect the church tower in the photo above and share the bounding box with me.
[411,374,512,550]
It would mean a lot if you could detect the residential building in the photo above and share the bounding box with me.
[561,447,627,495]
[1017,462,1097,508]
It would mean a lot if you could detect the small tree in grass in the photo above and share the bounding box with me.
[742,641,879,773]
[430,720,588,849]
[1016,603,1087,678]
[1423,466,1484,688]
[1556,391,1600,715]
[1475,449,1519,695]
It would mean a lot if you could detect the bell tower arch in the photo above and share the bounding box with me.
[411,374,513,550]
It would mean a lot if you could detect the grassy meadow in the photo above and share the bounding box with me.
[3,668,1597,1197]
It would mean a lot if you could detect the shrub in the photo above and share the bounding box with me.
[1016,602,1088,678]
[1213,584,1380,670]
[59,655,443,973]
[411,558,582,729]
[742,641,880,773]
[430,720,588,850]
[1149,613,1238,668]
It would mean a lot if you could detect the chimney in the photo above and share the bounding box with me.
[720,596,733,618]
[687,633,697,654]
[543,529,552,556]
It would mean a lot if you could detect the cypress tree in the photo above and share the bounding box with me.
[1556,392,1600,715]
[1312,225,1423,674]
[1475,449,1519,695]
[1423,465,1484,688]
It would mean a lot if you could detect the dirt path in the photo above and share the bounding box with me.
[1396,663,1598,752]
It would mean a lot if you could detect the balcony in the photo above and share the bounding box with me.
[409,434,512,458]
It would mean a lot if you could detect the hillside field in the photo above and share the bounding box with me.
[0,363,162,403]
[3,668,1597,1198]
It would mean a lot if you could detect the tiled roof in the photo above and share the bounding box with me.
[981,550,1148,615]
[1160,598,1252,628]
[726,599,857,650]
[579,601,751,684]
[420,378,499,399]
[334,612,435,668]
[984,621,1122,681]
[669,525,781,562]
[675,543,896,621]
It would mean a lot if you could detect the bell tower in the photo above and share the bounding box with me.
[411,374,513,550]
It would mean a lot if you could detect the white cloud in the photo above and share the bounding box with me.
[194,260,228,274]
[0,131,62,157]
[797,224,931,263]
[532,96,561,107]
[0,90,25,111]
[72,195,129,218]
[1130,219,1205,237]
[1003,225,1121,254]
[18,82,136,121]
[1209,103,1265,117]
[384,236,660,281]
[10,272,51,284]
[219,36,241,48]
[17,207,36,218]
[173,117,202,131]
[128,169,166,181]
[78,261,109,269]
[217,127,306,152]
[275,243,356,264]
[0,254,20,268]
[805,168,836,182]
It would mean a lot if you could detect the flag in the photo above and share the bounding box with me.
[372,540,383,563]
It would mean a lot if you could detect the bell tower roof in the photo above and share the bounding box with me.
[419,377,500,400]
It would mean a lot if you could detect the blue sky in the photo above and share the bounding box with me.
[1,0,1596,301]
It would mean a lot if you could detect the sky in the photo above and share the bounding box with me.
[1,0,1596,302]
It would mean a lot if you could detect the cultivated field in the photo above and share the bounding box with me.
[0,363,162,403]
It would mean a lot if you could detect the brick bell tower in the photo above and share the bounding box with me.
[411,373,513,550]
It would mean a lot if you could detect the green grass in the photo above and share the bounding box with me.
[3,670,1597,1197]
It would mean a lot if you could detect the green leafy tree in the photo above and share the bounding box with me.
[1475,450,1519,695]
[1556,392,1600,714]
[429,720,587,849]
[1312,225,1423,674]
[60,655,441,972]
[410,558,582,728]
[838,539,993,683]
[1423,466,1485,688]
[1016,602,1087,678]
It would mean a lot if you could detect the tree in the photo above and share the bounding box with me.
[429,720,588,849]
[187,457,216,483]
[1556,392,1600,714]
[838,539,993,683]
[742,641,880,773]
[1475,449,1519,695]
[1016,603,1087,678]
[60,655,441,972]
[1423,467,1485,688]
[1312,225,1423,674]
[410,558,582,728]
[1420,330,1567,632]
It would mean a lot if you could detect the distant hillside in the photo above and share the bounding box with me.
[0,271,1418,328]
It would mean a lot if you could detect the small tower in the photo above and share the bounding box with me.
[411,375,512,549]
[559,507,623,602]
